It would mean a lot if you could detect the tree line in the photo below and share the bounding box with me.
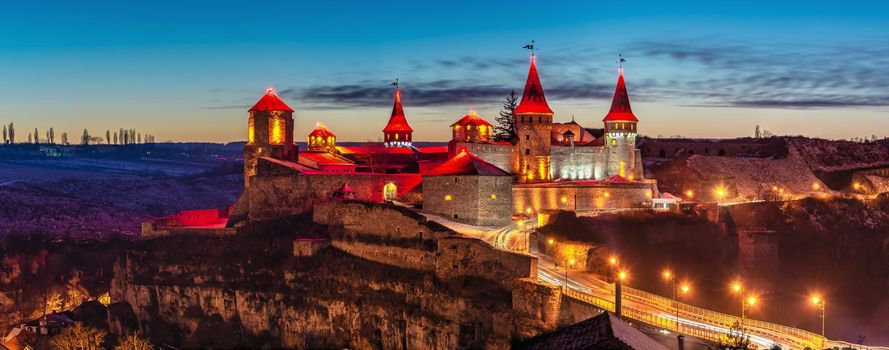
[1,123,156,145]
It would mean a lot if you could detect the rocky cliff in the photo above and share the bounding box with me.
[111,205,560,349]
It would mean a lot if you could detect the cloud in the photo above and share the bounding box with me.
[225,38,889,112]
[280,79,619,110]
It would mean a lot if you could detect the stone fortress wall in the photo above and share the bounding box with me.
[246,166,422,222]
[513,182,656,214]
[423,175,513,226]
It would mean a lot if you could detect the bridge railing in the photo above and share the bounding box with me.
[563,282,824,349]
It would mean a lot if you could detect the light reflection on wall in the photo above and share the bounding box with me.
[269,116,285,144]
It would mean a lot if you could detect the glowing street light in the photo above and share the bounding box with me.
[608,256,624,318]
[685,190,694,199]
[812,182,821,191]
[731,280,757,331]
[811,294,826,348]
[662,269,686,332]
[564,258,576,292]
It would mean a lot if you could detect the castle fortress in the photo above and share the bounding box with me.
[235,54,657,227]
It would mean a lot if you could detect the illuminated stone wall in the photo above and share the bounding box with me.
[512,183,655,215]
[435,236,537,289]
[604,126,638,179]
[448,141,514,174]
[247,162,422,222]
[243,109,296,189]
[551,145,606,180]
[423,175,513,226]
[515,113,553,182]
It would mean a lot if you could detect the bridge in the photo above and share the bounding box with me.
[423,214,888,350]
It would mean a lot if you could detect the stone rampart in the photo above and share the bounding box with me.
[435,236,537,289]
[247,172,422,222]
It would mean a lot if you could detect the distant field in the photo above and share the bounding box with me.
[0,158,243,238]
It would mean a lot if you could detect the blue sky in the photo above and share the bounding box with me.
[1,0,888,142]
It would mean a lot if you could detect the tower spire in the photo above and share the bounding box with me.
[515,42,554,115]
[603,61,638,122]
[383,81,413,147]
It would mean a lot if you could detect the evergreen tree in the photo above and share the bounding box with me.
[2,125,6,144]
[8,123,14,143]
[28,133,32,143]
[106,130,111,144]
[81,129,90,145]
[49,127,55,144]
[34,128,39,144]
[137,133,141,144]
[61,132,68,145]
[493,90,518,141]
[113,132,118,145]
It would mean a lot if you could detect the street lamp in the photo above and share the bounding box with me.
[731,281,757,332]
[663,270,690,332]
[564,258,576,292]
[609,256,624,318]
[811,295,826,348]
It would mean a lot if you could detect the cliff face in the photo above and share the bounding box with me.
[111,205,560,349]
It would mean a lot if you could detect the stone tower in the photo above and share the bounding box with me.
[243,88,296,188]
[514,54,554,183]
[382,88,413,147]
[603,67,639,180]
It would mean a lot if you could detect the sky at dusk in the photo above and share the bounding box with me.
[1,0,888,143]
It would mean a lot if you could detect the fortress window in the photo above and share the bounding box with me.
[444,194,452,201]
[525,148,530,155]
[490,193,497,199]
[538,116,542,123]
[611,139,616,146]
[525,135,530,141]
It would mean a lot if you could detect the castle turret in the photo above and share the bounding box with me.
[383,88,413,147]
[307,122,337,153]
[514,54,554,183]
[603,67,639,180]
[244,88,296,188]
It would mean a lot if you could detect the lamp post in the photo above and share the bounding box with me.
[608,256,627,318]
[663,270,690,333]
[732,281,757,332]
[564,258,576,292]
[811,295,826,349]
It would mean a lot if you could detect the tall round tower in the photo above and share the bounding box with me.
[603,67,639,180]
[243,88,296,188]
[514,54,554,183]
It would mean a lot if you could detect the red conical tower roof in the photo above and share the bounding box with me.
[515,55,554,115]
[602,68,638,122]
[383,89,413,132]
[250,88,294,112]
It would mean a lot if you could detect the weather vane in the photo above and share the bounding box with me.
[391,78,399,90]
[618,53,626,68]
[522,40,537,56]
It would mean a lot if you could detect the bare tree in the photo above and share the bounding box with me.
[353,140,391,173]
[61,132,68,145]
[81,129,91,145]
[50,322,107,350]
[113,332,152,350]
